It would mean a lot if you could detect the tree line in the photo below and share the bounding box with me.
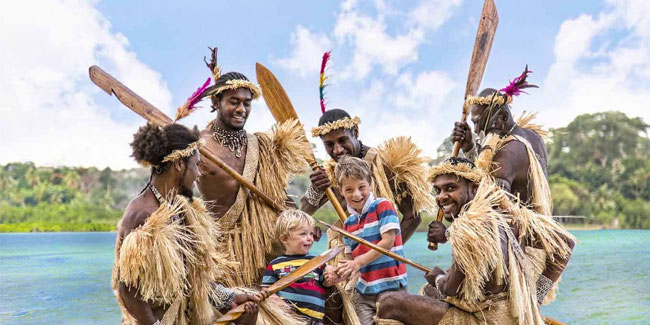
[1,111,648,232]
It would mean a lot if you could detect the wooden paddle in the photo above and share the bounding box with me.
[317,220,431,273]
[213,245,344,324]
[429,0,499,251]
[256,62,348,223]
[88,65,285,212]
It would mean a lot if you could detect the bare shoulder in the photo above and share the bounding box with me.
[119,195,159,238]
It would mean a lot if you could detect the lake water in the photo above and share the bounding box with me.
[1,230,648,324]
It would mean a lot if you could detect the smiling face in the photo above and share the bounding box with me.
[280,221,315,255]
[321,128,361,162]
[432,173,477,221]
[214,88,253,130]
[341,176,371,212]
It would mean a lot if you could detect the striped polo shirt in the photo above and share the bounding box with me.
[262,254,326,321]
[343,193,408,295]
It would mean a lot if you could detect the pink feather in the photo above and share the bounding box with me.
[500,65,538,97]
[174,77,211,122]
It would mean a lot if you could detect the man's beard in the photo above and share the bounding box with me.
[179,168,194,202]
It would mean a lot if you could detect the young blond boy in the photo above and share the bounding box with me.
[262,210,339,325]
[334,156,408,325]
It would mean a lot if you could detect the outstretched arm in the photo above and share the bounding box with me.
[396,195,421,243]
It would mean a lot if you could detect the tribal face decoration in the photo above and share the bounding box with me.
[311,51,361,138]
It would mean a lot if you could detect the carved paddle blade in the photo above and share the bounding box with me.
[214,246,344,324]
[88,65,171,126]
[256,62,299,123]
[465,0,499,99]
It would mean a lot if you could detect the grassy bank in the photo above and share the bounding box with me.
[0,222,115,233]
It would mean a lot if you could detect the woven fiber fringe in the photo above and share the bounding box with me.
[447,180,509,302]
[219,119,310,288]
[516,111,548,140]
[114,196,232,324]
[500,196,575,269]
[506,235,544,324]
[440,295,516,325]
[525,247,562,305]
[476,133,553,216]
[326,223,361,325]
[513,134,553,215]
[378,136,436,213]
[475,133,504,174]
[117,200,192,305]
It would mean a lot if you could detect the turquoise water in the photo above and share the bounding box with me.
[1,230,648,324]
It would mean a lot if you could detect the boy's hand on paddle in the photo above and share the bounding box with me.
[451,121,473,152]
[309,168,331,192]
[324,265,342,285]
[336,259,360,280]
[427,221,447,244]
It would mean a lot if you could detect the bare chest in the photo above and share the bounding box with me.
[196,136,248,217]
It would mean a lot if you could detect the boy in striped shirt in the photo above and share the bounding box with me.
[334,156,408,325]
[262,210,341,324]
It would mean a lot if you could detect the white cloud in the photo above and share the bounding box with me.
[0,0,173,169]
[393,70,457,111]
[527,0,650,128]
[409,0,463,30]
[277,0,463,81]
[275,25,333,78]
[334,10,425,79]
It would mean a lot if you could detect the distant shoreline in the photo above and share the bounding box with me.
[0,223,643,233]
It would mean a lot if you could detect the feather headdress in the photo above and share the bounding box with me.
[173,78,211,122]
[311,51,362,137]
[499,64,538,97]
[204,46,221,82]
[319,51,331,113]
[463,65,538,111]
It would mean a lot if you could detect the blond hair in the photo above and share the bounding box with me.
[275,209,315,241]
[335,156,372,187]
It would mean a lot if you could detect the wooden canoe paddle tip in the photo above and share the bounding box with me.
[428,242,438,251]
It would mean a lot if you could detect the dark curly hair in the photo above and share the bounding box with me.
[130,123,201,173]
[318,108,351,127]
[209,72,251,112]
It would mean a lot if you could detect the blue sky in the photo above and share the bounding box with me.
[1,0,648,168]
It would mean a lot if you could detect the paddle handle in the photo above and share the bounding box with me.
[319,220,431,273]
[308,162,348,223]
